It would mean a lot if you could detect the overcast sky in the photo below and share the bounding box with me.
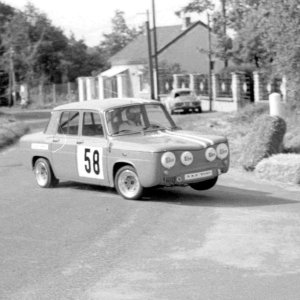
[3,0,202,46]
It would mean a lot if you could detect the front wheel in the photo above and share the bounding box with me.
[34,158,58,188]
[115,166,144,200]
[189,176,218,191]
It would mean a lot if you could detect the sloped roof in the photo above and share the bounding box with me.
[108,21,224,74]
[109,24,198,66]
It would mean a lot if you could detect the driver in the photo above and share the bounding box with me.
[119,106,143,131]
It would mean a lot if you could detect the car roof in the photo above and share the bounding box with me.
[172,88,192,92]
[53,98,159,112]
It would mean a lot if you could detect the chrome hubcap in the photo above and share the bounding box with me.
[35,162,48,186]
[118,170,140,198]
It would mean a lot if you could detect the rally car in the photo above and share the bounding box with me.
[19,98,229,200]
[162,88,202,114]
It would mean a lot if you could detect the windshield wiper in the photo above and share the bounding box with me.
[143,124,165,131]
[166,125,181,131]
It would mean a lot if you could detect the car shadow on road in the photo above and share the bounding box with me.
[54,181,298,208]
[142,185,299,208]
[56,181,117,194]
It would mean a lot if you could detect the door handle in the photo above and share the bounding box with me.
[53,138,60,142]
[77,140,84,145]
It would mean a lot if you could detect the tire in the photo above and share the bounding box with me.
[34,158,58,188]
[115,166,144,200]
[189,176,218,191]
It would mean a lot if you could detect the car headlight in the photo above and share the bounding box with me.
[205,147,217,162]
[181,151,193,166]
[161,152,176,169]
[216,143,229,160]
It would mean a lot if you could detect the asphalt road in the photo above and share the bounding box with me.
[1,134,300,299]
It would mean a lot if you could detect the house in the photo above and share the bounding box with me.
[77,14,225,101]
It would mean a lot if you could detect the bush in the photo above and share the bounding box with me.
[226,103,269,125]
[255,154,300,184]
[284,134,300,154]
[0,120,29,149]
[241,115,286,171]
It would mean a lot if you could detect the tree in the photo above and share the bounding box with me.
[64,35,108,82]
[224,0,274,69]
[228,0,300,102]
[182,0,231,67]
[100,10,142,57]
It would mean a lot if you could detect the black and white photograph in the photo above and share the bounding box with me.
[1,0,300,299]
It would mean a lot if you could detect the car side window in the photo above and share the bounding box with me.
[82,111,103,137]
[57,111,79,135]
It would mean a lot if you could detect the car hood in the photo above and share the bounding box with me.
[175,95,197,102]
[110,130,227,152]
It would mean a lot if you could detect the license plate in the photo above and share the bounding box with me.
[184,170,213,181]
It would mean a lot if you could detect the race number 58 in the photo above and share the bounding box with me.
[84,148,100,174]
[77,146,104,179]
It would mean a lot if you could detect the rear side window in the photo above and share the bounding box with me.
[57,111,79,135]
[82,112,104,137]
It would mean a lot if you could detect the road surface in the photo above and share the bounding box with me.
[1,140,300,299]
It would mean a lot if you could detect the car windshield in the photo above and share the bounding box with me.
[106,103,176,135]
[175,90,192,97]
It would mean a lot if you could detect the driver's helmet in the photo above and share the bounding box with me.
[126,106,141,125]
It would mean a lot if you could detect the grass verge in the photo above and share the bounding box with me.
[0,115,30,150]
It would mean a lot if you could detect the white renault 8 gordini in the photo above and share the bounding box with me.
[20,98,230,200]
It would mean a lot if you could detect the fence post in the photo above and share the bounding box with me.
[173,74,179,89]
[86,77,93,100]
[189,74,195,91]
[253,71,260,103]
[67,82,71,102]
[39,84,44,106]
[212,73,217,102]
[98,75,105,100]
[52,84,56,105]
[231,72,241,110]
[117,74,124,98]
[77,77,85,102]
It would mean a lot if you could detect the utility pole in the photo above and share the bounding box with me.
[146,10,155,99]
[152,0,160,100]
[9,47,16,107]
[221,0,228,68]
[207,13,213,112]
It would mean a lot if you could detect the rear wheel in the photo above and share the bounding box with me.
[115,166,144,200]
[189,176,218,191]
[34,158,58,188]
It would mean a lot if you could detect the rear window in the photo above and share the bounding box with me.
[175,91,191,97]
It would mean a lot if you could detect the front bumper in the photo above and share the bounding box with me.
[162,166,227,187]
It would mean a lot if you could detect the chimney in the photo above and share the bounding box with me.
[180,11,191,30]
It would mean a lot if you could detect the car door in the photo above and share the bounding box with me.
[76,110,110,186]
[51,110,80,180]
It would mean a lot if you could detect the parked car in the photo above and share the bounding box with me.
[163,88,202,114]
[19,98,229,200]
